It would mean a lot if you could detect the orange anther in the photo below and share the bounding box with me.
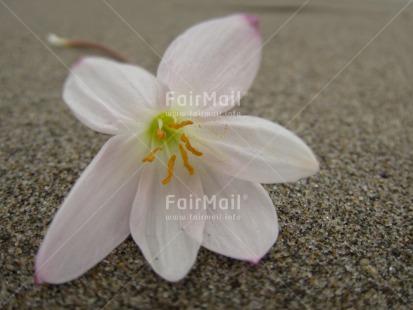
[162,155,176,185]
[181,134,203,156]
[168,120,193,129]
[142,147,162,163]
[179,144,194,175]
[156,128,166,140]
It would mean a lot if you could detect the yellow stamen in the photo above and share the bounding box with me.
[162,155,176,185]
[179,144,194,175]
[142,147,162,163]
[181,134,203,156]
[156,128,166,140]
[168,120,193,129]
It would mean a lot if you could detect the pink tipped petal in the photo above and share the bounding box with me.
[73,57,85,68]
[190,116,319,184]
[249,259,261,265]
[35,134,147,284]
[130,158,205,282]
[157,14,262,114]
[199,169,278,262]
[64,57,169,135]
[34,273,44,285]
[243,14,259,29]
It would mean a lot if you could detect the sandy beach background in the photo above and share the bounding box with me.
[1,0,412,308]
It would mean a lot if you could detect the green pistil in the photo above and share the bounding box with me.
[147,113,179,146]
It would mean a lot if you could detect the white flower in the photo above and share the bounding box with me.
[35,14,319,284]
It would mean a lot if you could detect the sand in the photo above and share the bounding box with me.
[1,0,412,308]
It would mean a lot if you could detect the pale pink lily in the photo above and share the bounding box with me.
[35,14,319,284]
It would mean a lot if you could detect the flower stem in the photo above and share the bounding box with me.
[47,33,130,63]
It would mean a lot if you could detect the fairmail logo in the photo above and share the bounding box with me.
[165,194,248,210]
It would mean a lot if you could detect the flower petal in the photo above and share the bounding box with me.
[35,134,146,284]
[199,169,278,262]
[64,57,169,134]
[191,116,319,183]
[130,158,205,282]
[157,14,262,114]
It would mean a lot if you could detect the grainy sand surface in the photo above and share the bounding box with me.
[1,0,412,308]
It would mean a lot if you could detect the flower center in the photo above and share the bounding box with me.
[142,113,202,184]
